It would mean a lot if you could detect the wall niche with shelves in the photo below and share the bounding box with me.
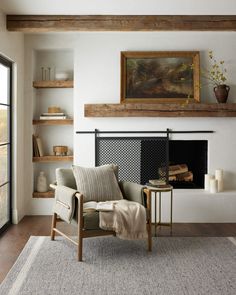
[32,49,74,198]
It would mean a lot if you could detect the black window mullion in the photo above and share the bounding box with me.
[9,58,12,227]
[0,103,10,107]
[0,54,12,232]
[0,142,10,146]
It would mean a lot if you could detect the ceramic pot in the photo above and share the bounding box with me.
[213,84,230,103]
[36,171,48,192]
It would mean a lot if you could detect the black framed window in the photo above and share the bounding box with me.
[0,55,12,234]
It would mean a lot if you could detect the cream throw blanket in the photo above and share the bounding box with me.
[99,199,148,240]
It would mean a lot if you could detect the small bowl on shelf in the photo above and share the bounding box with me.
[55,71,70,81]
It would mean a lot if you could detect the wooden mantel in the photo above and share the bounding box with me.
[84,103,236,117]
[6,15,236,32]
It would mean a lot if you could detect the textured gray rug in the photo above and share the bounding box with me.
[0,236,236,295]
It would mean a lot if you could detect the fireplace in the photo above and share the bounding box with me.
[94,131,208,189]
[138,139,207,189]
[169,140,208,188]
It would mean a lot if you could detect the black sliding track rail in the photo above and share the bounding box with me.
[76,129,214,134]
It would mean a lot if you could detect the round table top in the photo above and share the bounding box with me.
[145,183,173,191]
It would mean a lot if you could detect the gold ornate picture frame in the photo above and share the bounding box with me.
[121,51,200,103]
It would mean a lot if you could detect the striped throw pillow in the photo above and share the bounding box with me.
[72,165,123,202]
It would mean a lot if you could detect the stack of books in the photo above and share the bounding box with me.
[146,179,172,189]
[32,135,44,157]
[40,112,67,120]
[148,179,166,186]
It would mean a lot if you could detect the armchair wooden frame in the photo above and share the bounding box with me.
[50,185,152,261]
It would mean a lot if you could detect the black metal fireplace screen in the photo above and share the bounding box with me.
[96,135,169,184]
[76,129,213,188]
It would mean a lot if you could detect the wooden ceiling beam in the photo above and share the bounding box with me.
[6,15,236,32]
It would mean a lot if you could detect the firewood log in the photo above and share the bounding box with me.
[159,164,188,176]
[176,171,193,182]
[169,164,188,176]
[169,175,177,181]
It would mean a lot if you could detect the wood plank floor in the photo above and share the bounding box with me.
[0,216,236,283]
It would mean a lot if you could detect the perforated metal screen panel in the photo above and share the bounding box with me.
[97,138,141,183]
[140,138,169,184]
[96,136,168,185]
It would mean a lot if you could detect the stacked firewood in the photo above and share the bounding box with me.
[159,164,193,182]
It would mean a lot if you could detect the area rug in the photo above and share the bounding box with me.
[0,236,236,295]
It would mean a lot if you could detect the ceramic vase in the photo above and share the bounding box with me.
[214,84,230,103]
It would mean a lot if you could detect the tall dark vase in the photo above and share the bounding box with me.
[213,84,230,103]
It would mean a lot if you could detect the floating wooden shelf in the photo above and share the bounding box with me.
[33,156,73,162]
[33,80,73,88]
[33,191,54,198]
[84,103,236,117]
[33,119,73,125]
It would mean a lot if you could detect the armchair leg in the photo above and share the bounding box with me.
[51,213,57,241]
[77,194,84,261]
[78,229,83,262]
[145,188,152,252]
[147,221,152,252]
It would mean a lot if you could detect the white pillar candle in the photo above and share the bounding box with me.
[210,179,218,193]
[215,169,223,192]
[215,169,223,181]
[204,174,214,191]
[218,179,224,192]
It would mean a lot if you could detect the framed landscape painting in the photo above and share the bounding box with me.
[121,51,200,103]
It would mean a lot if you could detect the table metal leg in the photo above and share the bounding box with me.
[149,188,173,236]
[170,189,173,233]
[154,192,157,237]
[159,192,161,227]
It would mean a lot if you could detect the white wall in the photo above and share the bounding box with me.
[0,10,25,223]
[74,32,236,172]
[75,32,236,222]
[0,1,236,223]
[18,0,236,221]
[2,0,236,15]
[24,31,236,222]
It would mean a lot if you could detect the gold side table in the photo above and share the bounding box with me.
[145,184,173,237]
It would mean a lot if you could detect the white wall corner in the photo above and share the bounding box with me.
[0,11,25,224]
[0,9,6,32]
[11,208,24,224]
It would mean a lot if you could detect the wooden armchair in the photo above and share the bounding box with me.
[50,168,152,261]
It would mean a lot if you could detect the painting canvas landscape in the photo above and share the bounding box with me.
[121,51,200,103]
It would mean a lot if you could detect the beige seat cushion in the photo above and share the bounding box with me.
[72,164,123,202]
[83,211,100,230]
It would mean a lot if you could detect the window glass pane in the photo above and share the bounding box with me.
[0,145,8,185]
[0,105,9,143]
[0,184,9,228]
[0,64,9,104]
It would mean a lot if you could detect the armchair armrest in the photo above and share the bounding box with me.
[119,181,145,205]
[143,188,151,211]
[50,183,57,190]
[50,183,83,202]
[51,183,83,224]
